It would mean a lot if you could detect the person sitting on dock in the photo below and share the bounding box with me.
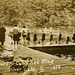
[33,31,37,44]
[66,34,70,44]
[58,32,62,44]
[26,30,30,44]
[50,32,53,44]
[72,31,75,43]
[42,31,45,44]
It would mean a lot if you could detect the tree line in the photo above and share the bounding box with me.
[0,0,75,27]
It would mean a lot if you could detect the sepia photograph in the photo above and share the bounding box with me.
[0,0,75,75]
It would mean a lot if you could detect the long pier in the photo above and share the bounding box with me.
[0,46,75,75]
[14,46,75,75]
[29,44,75,55]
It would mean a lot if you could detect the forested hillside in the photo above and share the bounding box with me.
[0,0,75,27]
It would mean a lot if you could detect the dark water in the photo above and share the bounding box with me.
[30,45,75,62]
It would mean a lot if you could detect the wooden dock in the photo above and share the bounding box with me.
[15,46,75,75]
[29,44,75,55]
[0,46,75,75]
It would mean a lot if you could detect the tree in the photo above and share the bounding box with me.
[0,0,74,27]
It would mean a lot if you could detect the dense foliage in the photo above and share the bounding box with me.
[0,0,75,27]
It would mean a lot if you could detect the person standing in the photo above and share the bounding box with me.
[26,30,30,44]
[33,31,37,44]
[22,26,27,45]
[42,31,45,44]
[72,31,75,43]
[59,32,62,44]
[13,25,19,48]
[0,23,6,45]
[50,32,53,44]
[66,34,70,44]
[8,29,13,45]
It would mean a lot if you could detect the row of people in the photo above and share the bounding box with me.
[31,31,70,44]
[0,24,75,46]
[10,25,75,46]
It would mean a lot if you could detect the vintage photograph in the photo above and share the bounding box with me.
[0,0,75,75]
